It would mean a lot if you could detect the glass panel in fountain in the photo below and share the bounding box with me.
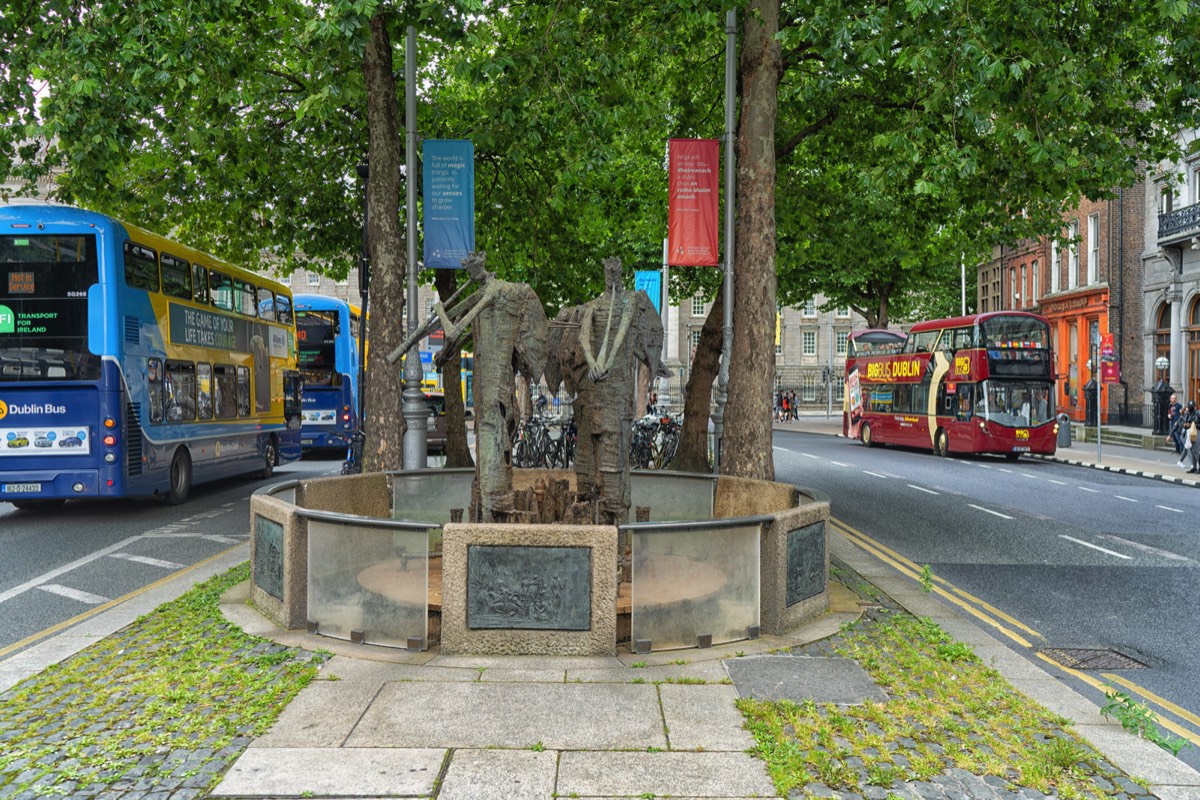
[392,470,474,524]
[629,473,715,521]
[307,520,429,649]
[630,522,761,650]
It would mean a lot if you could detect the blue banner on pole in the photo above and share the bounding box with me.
[634,270,662,314]
[423,140,475,269]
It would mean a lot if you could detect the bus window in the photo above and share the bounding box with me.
[197,363,213,419]
[236,366,250,416]
[257,289,277,321]
[210,271,234,311]
[214,365,237,418]
[148,358,164,423]
[953,327,975,350]
[234,280,257,316]
[275,294,292,325]
[165,360,197,421]
[124,241,159,292]
[161,253,191,299]
[192,263,209,304]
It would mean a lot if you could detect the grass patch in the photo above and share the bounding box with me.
[0,563,325,797]
[738,612,1130,798]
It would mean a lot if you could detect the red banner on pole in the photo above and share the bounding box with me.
[668,138,720,266]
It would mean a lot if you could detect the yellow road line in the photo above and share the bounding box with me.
[831,519,1034,648]
[0,543,244,661]
[832,517,1042,639]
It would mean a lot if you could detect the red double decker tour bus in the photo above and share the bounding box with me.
[844,312,1058,460]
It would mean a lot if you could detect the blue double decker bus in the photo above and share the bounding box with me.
[293,295,362,451]
[0,203,302,509]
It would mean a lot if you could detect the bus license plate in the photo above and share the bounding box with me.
[1012,446,1030,453]
[302,439,313,445]
[3,483,41,493]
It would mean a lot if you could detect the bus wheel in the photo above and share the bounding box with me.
[860,422,874,447]
[934,429,950,458]
[258,437,277,479]
[165,448,192,505]
[11,499,66,511]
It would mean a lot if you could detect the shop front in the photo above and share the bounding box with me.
[1039,288,1111,423]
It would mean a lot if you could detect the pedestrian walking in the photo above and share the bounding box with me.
[781,392,790,422]
[788,390,798,421]
[1167,393,1184,456]
[1180,400,1200,473]
[775,390,784,422]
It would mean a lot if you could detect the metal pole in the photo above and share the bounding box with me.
[658,238,671,415]
[826,313,833,419]
[960,256,966,316]
[712,8,736,475]
[401,25,428,469]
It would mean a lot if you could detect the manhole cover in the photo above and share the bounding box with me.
[1038,647,1149,670]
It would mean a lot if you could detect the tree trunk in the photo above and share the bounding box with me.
[361,11,406,473]
[674,282,725,473]
[436,267,474,468]
[724,0,780,481]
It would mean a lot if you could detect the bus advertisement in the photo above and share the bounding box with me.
[0,204,302,509]
[845,312,1058,460]
[294,295,360,451]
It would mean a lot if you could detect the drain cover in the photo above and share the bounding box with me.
[1038,647,1149,670]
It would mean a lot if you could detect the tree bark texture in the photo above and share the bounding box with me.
[361,11,406,473]
[724,0,780,481]
[436,268,475,468]
[674,282,724,473]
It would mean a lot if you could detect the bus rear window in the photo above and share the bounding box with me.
[0,234,101,382]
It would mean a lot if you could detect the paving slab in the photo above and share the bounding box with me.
[210,747,445,798]
[479,667,567,682]
[1073,723,1200,785]
[314,656,480,683]
[438,749,558,800]
[429,654,622,670]
[251,680,382,747]
[345,682,667,750]
[568,660,729,684]
[556,751,775,797]
[725,654,888,705]
[659,683,756,752]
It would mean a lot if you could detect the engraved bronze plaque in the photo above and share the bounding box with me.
[786,522,826,606]
[467,545,591,630]
[254,515,284,600]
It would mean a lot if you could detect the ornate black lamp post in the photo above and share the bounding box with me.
[1152,355,1172,436]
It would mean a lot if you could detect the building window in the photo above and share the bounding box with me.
[1020,265,1027,307]
[803,298,817,317]
[1010,268,1017,309]
[836,306,850,318]
[803,330,816,356]
[836,331,848,355]
[1087,213,1099,284]
[306,272,321,287]
[1050,243,1060,293]
[1160,182,1175,214]
[689,329,702,359]
[1191,166,1200,206]
[802,374,817,402]
[279,273,292,287]
[691,296,705,317]
[1067,222,1079,289]
[775,341,783,356]
[1031,260,1039,303]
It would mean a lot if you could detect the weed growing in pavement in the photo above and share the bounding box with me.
[0,563,326,798]
[1101,687,1190,756]
[738,611,1136,798]
[918,564,935,593]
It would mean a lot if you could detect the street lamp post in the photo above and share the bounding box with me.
[1152,355,1172,436]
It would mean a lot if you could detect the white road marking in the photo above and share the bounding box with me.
[1021,473,1037,479]
[908,484,940,495]
[968,504,1013,519]
[977,464,992,469]
[863,470,889,478]
[1049,479,1067,485]
[772,446,788,452]
[38,584,109,605]
[108,553,184,569]
[1155,505,1184,514]
[1100,535,1193,563]
[202,535,241,544]
[1078,486,1100,493]
[0,534,144,605]
[1114,496,1137,502]
[829,461,850,467]
[801,453,820,459]
[1059,535,1132,560]
[998,468,1013,474]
